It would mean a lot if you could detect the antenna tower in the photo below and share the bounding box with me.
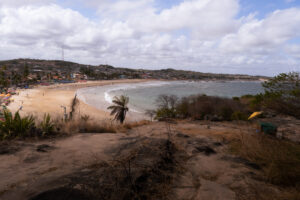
[62,46,64,61]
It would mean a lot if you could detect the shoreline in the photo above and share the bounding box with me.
[8,79,152,122]
[7,79,264,122]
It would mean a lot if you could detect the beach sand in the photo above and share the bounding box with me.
[8,79,149,122]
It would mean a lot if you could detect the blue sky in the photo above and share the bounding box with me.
[0,0,300,75]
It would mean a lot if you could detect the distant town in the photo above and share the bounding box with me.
[0,59,268,90]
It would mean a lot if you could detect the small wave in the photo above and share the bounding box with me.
[104,91,113,103]
[103,81,170,104]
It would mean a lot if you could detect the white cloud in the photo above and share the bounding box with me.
[0,0,299,75]
[220,8,300,52]
[0,0,54,7]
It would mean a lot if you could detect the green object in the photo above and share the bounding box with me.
[259,122,277,135]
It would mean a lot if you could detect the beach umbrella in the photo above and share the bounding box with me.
[5,94,11,97]
[248,111,263,120]
[0,94,5,97]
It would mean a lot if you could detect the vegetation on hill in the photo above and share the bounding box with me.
[243,72,300,119]
[0,58,268,90]
[152,72,300,121]
[153,94,249,121]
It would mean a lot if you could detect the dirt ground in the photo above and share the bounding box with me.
[0,121,293,200]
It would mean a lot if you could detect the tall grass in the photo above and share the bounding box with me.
[230,133,300,186]
[56,118,116,134]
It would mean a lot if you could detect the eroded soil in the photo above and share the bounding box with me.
[0,121,290,200]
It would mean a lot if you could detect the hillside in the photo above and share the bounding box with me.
[0,59,268,88]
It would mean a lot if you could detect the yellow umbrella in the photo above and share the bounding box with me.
[5,94,11,97]
[248,111,263,120]
[0,94,5,97]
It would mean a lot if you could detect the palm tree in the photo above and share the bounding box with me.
[107,95,129,124]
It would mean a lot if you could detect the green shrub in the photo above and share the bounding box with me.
[154,94,249,121]
[231,111,248,120]
[155,108,177,120]
[39,114,55,136]
[0,110,35,139]
[241,94,254,99]
[261,72,300,118]
[232,96,240,101]
[219,106,234,121]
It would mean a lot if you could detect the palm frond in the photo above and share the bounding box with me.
[107,95,129,124]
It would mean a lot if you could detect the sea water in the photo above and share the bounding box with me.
[77,81,264,114]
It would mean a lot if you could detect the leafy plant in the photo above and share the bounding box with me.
[39,113,55,136]
[0,110,35,139]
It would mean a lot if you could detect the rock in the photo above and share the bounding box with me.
[211,115,223,122]
[29,187,93,200]
[196,179,236,200]
[0,145,19,155]
[176,133,190,138]
[213,142,222,147]
[36,144,55,153]
[194,146,216,156]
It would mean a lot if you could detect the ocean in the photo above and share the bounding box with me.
[77,81,264,115]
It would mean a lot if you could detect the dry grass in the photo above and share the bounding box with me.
[230,132,300,187]
[122,120,151,130]
[56,119,116,134]
[240,183,300,200]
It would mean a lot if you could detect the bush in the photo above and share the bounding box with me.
[154,94,249,121]
[232,96,240,101]
[219,106,234,121]
[261,72,300,118]
[155,95,178,120]
[231,111,248,121]
[0,110,35,139]
[39,114,55,136]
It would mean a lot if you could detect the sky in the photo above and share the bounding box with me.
[0,0,300,76]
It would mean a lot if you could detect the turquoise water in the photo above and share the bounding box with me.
[78,81,264,113]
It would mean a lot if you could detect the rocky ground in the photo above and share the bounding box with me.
[0,120,298,200]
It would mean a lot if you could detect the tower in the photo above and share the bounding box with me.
[62,46,64,61]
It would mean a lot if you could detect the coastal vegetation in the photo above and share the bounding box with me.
[154,94,249,121]
[247,72,300,119]
[152,72,300,121]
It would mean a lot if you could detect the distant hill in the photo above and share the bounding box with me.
[0,59,269,84]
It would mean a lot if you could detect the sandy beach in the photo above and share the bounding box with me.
[8,79,150,122]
